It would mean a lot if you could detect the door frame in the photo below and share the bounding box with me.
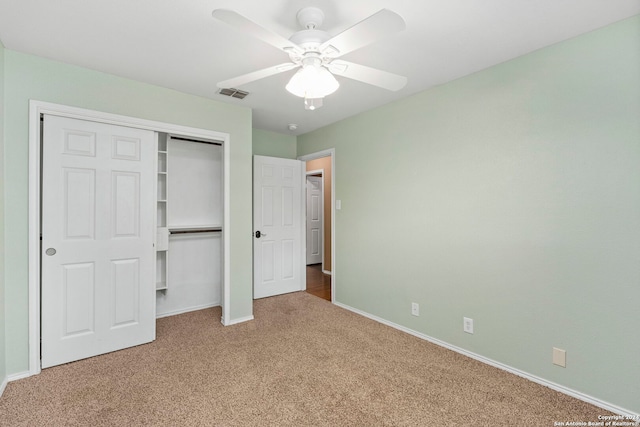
[298,149,335,303]
[305,170,324,269]
[28,100,231,376]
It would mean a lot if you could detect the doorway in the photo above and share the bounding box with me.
[299,151,334,302]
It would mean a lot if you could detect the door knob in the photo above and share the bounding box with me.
[254,231,266,238]
[45,248,57,256]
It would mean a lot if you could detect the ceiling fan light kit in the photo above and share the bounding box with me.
[303,97,323,111]
[285,58,340,98]
[212,7,407,111]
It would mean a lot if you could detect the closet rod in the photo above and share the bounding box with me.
[169,228,222,235]
[169,135,222,146]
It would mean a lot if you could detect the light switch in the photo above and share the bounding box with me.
[336,200,342,210]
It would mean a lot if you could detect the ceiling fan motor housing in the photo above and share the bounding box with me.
[289,30,331,51]
[296,7,324,29]
[289,7,333,58]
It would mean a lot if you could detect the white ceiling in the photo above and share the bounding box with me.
[1,1,638,136]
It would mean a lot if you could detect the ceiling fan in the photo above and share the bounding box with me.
[212,7,407,110]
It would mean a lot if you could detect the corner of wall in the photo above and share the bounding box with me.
[0,39,8,396]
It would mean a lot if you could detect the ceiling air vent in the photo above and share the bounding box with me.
[218,88,249,99]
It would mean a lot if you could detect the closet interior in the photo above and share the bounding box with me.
[155,133,223,317]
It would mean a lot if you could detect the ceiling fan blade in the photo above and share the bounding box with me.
[328,60,407,91]
[212,9,302,54]
[320,9,405,58]
[217,63,299,89]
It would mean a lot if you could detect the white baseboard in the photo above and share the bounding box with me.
[156,302,220,319]
[8,371,31,382]
[221,315,254,326]
[0,375,7,398]
[334,301,639,419]
[2,370,34,395]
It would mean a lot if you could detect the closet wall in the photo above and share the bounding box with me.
[156,134,223,317]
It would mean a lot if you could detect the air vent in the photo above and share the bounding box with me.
[218,88,249,99]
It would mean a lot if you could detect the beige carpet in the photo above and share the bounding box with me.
[0,292,610,426]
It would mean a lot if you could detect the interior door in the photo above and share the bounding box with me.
[41,115,156,368]
[253,155,304,299]
[306,175,323,265]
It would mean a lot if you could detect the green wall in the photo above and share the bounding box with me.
[252,128,296,159]
[298,16,640,413]
[0,41,6,387]
[3,50,254,375]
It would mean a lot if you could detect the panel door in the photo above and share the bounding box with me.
[306,175,323,265]
[253,155,304,299]
[41,115,156,368]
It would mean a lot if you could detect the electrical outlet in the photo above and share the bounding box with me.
[552,347,566,367]
[463,317,474,334]
[411,302,419,316]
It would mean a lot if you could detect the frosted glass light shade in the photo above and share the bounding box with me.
[286,65,339,98]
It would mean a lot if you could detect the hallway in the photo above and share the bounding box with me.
[305,264,331,301]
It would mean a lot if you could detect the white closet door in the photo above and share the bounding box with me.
[253,155,304,299]
[41,115,156,368]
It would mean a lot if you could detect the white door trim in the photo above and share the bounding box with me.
[298,149,335,303]
[305,169,324,269]
[28,100,232,376]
